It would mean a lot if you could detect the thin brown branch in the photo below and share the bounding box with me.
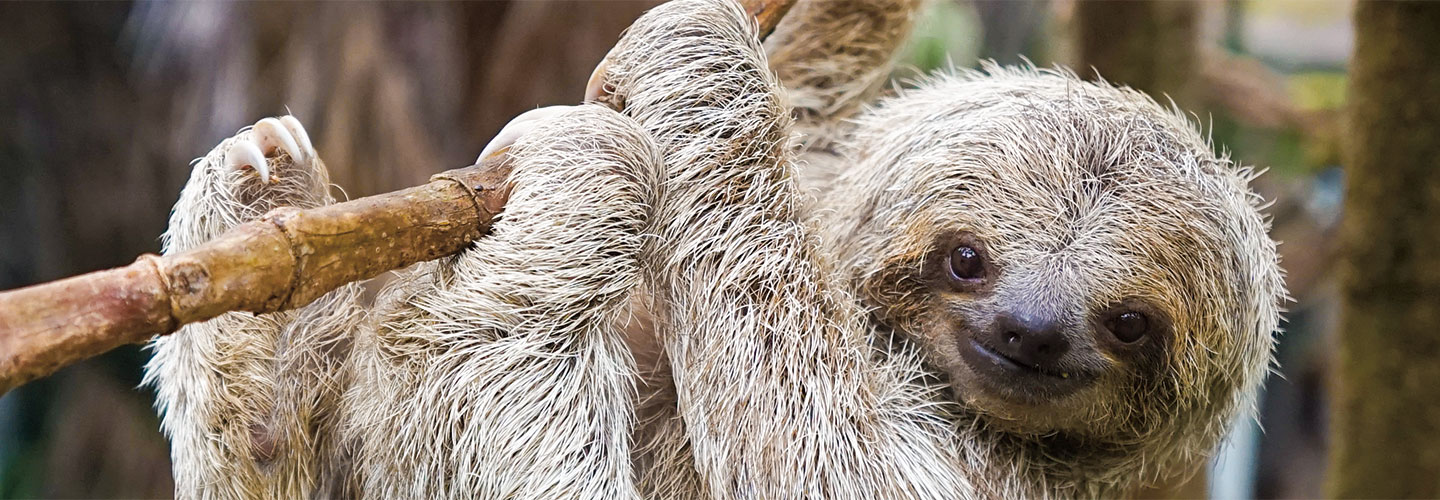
[0,0,797,395]
[0,156,512,394]
[746,0,795,39]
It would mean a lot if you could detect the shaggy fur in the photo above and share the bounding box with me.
[600,0,1283,497]
[603,1,975,498]
[147,0,1284,498]
[149,107,660,499]
[340,105,659,499]
[148,119,365,499]
[764,0,924,198]
[825,65,1284,496]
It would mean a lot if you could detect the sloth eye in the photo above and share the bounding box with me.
[949,245,985,281]
[1107,310,1149,343]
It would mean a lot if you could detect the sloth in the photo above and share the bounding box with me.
[145,0,1285,498]
[150,107,658,498]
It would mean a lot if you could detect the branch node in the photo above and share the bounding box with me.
[263,207,307,311]
[138,253,178,332]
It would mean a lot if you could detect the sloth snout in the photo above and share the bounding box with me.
[989,312,1070,370]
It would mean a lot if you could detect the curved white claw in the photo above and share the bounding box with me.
[252,117,301,162]
[278,115,315,162]
[583,45,619,102]
[478,105,577,162]
[225,139,270,182]
[584,59,611,102]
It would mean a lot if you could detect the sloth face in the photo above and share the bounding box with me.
[836,69,1282,440]
[895,134,1220,435]
[909,228,1178,433]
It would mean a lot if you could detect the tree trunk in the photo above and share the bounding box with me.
[1329,2,1440,498]
[1074,0,1199,109]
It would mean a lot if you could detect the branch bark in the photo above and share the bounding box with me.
[0,0,796,396]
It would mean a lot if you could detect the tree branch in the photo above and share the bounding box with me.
[0,0,797,395]
[0,157,512,395]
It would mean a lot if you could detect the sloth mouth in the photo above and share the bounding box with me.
[960,339,1091,401]
[967,340,1065,376]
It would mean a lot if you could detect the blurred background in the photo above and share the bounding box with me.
[0,0,1381,498]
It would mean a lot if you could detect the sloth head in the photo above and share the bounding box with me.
[822,66,1285,479]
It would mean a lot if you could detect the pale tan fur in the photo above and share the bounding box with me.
[604,0,1283,497]
[339,106,659,498]
[147,124,365,499]
[150,107,661,499]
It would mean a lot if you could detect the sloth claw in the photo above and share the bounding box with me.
[253,118,301,162]
[584,58,612,103]
[478,105,578,162]
[224,115,318,184]
[225,139,271,183]
[279,115,315,162]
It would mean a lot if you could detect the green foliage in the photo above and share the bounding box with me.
[898,1,981,74]
[1289,71,1346,111]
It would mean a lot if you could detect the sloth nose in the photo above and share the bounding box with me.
[990,313,1070,369]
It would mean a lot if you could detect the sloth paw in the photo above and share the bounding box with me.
[213,114,330,215]
[165,115,332,251]
[478,105,579,161]
[225,115,317,184]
